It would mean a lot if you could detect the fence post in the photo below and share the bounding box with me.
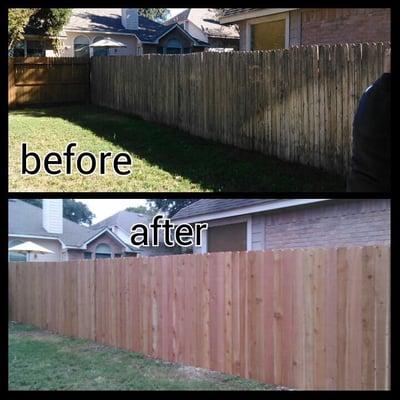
[8,58,16,108]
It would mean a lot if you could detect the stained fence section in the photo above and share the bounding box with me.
[8,57,90,107]
[91,42,390,175]
[9,246,390,390]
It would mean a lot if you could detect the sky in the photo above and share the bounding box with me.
[78,199,147,223]
[168,8,186,18]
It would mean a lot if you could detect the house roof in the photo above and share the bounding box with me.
[63,8,208,46]
[219,8,298,24]
[172,199,276,220]
[91,210,149,234]
[172,199,331,222]
[8,199,134,250]
[165,8,239,39]
[219,8,259,18]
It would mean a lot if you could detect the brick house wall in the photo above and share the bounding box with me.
[66,249,86,261]
[260,199,390,250]
[64,231,132,260]
[299,8,391,45]
[237,8,390,50]
[85,232,128,258]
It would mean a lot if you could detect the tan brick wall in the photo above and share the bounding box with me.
[263,199,390,249]
[86,232,127,258]
[300,8,391,45]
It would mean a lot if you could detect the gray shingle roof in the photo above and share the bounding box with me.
[164,8,239,39]
[91,210,149,233]
[8,199,122,248]
[172,199,276,220]
[64,8,208,45]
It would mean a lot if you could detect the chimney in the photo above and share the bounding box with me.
[42,199,63,234]
[121,8,139,30]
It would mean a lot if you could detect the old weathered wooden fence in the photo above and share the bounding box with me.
[8,57,90,107]
[91,42,390,175]
[8,246,390,390]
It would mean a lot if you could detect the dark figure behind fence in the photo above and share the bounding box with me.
[347,50,391,192]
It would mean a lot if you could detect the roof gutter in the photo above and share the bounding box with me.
[9,233,68,249]
[220,8,298,24]
[172,199,330,224]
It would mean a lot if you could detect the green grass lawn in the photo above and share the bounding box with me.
[8,322,285,391]
[9,105,345,192]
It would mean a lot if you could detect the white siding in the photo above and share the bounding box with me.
[60,31,139,57]
[251,214,266,251]
[8,237,63,262]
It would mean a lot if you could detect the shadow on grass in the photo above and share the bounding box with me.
[10,105,346,192]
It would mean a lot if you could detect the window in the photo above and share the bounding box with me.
[114,253,122,258]
[95,243,112,259]
[92,36,108,57]
[74,35,90,57]
[207,222,247,253]
[165,39,183,54]
[26,40,45,56]
[8,240,27,262]
[84,252,92,260]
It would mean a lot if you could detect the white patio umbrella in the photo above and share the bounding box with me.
[89,38,127,49]
[8,241,54,262]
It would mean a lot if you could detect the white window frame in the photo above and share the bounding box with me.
[95,243,112,258]
[73,34,90,57]
[200,215,252,254]
[245,12,290,51]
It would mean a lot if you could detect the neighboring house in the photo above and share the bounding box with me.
[11,8,209,57]
[8,199,138,262]
[172,199,390,253]
[164,8,239,52]
[90,210,182,257]
[219,8,391,51]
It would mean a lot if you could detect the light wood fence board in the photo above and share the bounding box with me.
[8,246,390,390]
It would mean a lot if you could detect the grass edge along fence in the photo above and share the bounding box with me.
[91,42,390,176]
[9,246,390,390]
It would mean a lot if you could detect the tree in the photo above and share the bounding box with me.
[8,8,38,50]
[138,8,170,21]
[28,8,72,36]
[22,199,95,225]
[8,8,72,54]
[63,200,95,226]
[125,205,156,216]
[147,199,198,217]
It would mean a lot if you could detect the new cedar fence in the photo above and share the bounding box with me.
[8,246,390,390]
[91,42,390,176]
[8,57,90,107]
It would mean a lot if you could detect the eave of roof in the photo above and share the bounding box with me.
[220,8,298,24]
[172,199,330,223]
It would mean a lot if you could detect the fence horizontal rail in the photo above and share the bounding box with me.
[91,42,390,176]
[8,57,90,107]
[8,246,390,390]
